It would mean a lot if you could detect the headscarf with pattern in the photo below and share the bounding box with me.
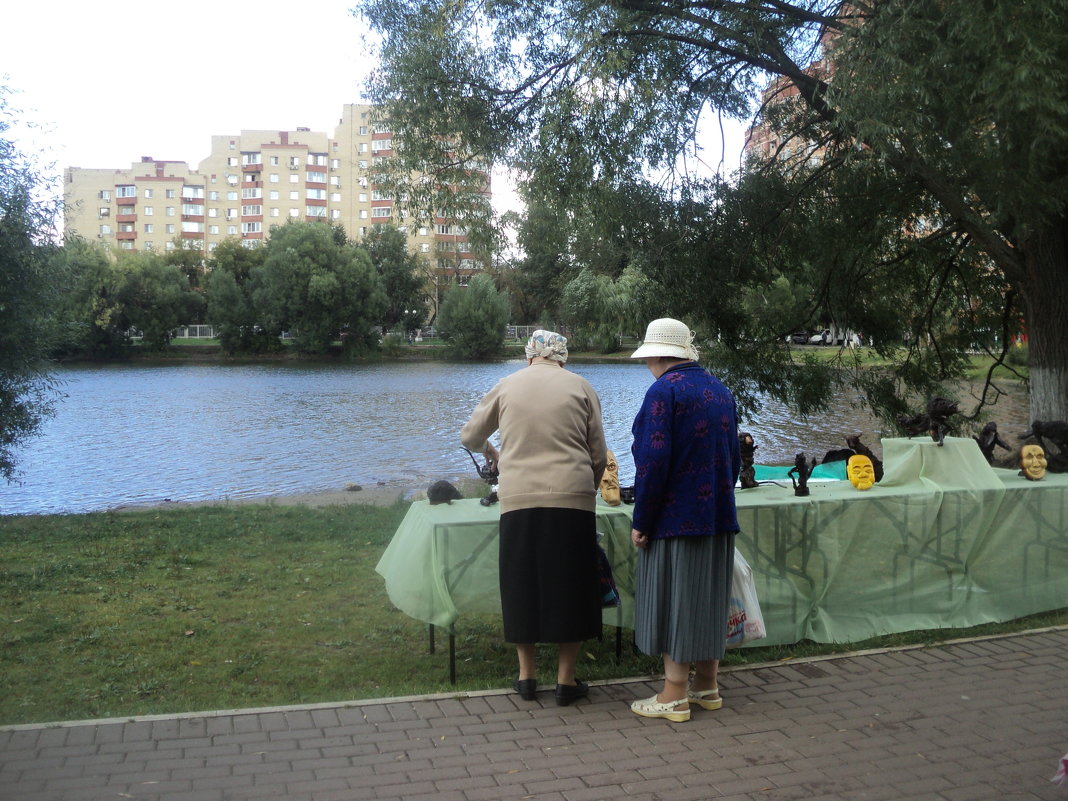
[524,329,569,364]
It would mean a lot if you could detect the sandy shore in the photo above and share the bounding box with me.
[123,476,492,512]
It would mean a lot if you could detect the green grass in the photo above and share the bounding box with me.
[2,501,1063,726]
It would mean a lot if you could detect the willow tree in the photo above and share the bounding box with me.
[357,0,1068,423]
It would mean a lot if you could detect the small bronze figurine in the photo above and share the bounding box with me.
[738,432,759,489]
[787,452,816,497]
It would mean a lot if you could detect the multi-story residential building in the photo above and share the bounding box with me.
[64,104,489,287]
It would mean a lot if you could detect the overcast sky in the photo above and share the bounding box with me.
[4,0,748,216]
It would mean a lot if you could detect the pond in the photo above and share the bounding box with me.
[0,359,912,516]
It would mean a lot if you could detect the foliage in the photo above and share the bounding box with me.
[253,221,387,354]
[51,238,130,356]
[0,86,64,481]
[436,273,510,359]
[561,265,654,353]
[361,224,428,332]
[357,0,1068,424]
[205,239,275,354]
[116,252,206,350]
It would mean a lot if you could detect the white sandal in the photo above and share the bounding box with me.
[630,694,691,722]
[687,687,723,710]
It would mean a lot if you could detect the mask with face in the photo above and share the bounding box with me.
[847,454,876,490]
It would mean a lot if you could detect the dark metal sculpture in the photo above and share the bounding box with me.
[738,431,759,489]
[787,452,816,497]
[427,480,463,505]
[973,421,1011,465]
[1020,420,1068,473]
[463,447,500,505]
[897,397,960,446]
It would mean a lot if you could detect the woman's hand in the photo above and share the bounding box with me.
[631,528,649,549]
[483,442,500,468]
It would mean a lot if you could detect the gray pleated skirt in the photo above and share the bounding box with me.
[634,532,737,663]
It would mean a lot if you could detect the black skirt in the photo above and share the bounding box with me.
[498,507,603,643]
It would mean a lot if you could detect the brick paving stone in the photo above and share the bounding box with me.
[1,628,1065,801]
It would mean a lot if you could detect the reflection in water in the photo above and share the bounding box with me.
[0,361,1027,515]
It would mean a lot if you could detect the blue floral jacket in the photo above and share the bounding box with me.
[630,362,741,539]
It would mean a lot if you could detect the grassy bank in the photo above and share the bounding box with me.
[2,501,1064,726]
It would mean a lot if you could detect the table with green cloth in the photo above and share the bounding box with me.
[376,437,1068,657]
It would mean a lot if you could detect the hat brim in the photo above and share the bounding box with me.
[629,343,693,359]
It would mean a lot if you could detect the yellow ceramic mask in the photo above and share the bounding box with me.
[847,454,876,490]
[600,449,621,505]
[1019,444,1047,481]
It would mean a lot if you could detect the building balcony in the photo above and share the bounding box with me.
[116,197,137,207]
[116,214,137,223]
[181,214,204,222]
[115,231,136,241]
[242,163,262,172]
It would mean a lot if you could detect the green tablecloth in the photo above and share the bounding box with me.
[375,437,1068,645]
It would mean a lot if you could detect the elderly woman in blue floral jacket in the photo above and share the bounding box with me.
[628,318,741,723]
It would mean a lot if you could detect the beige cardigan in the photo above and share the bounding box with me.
[460,361,608,514]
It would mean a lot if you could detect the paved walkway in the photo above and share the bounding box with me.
[2,628,1066,801]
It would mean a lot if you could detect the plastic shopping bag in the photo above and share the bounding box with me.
[726,547,766,648]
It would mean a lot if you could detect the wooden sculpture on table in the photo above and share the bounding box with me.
[1018,443,1048,481]
[599,450,621,505]
[897,397,960,446]
[787,452,816,497]
[1021,420,1068,473]
[973,421,1011,464]
[846,454,876,490]
[738,432,759,489]
[845,434,883,482]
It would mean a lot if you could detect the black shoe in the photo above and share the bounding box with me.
[554,680,588,706]
[513,678,538,701]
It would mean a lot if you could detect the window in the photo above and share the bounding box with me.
[143,206,153,216]
[371,138,392,152]
[241,204,262,216]
[270,156,279,166]
[269,190,279,200]
[119,241,134,251]
[306,188,326,200]
[227,174,239,186]
[226,209,237,219]
[241,221,262,233]
[144,224,154,233]
[99,224,112,235]
[331,159,340,169]
[420,243,430,252]
[227,225,238,235]
[331,209,340,219]
[208,208,218,218]
[116,185,136,198]
[330,193,341,203]
[371,207,391,218]
[208,191,219,201]
[182,221,204,233]
[209,225,219,234]
[241,187,262,199]
[271,208,280,217]
[227,191,238,201]
[372,189,392,201]
[166,207,175,217]
[358,193,368,202]
[166,189,176,198]
[418,227,428,236]
[330,176,340,187]
[227,157,238,167]
[307,171,326,183]
[289,191,299,200]
[289,174,299,183]
[143,241,154,251]
[308,154,327,166]
[359,210,368,219]
[358,125,367,135]
[358,159,368,169]
[143,189,153,199]
[438,224,452,235]
[459,240,471,253]
[289,156,300,168]
[358,143,368,153]
[181,186,204,199]
[289,208,300,218]
[182,204,204,216]
[269,173,279,183]
[165,241,175,251]
[98,190,111,200]
[166,224,176,234]
[306,206,327,217]
[98,207,110,218]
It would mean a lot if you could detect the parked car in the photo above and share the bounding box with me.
[809,329,831,345]
[787,330,811,344]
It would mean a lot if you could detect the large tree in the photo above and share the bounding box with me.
[0,87,64,482]
[254,221,387,353]
[361,224,429,332]
[357,0,1068,424]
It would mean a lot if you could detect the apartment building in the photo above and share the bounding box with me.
[64,104,489,285]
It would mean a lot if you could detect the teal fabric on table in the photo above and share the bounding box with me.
[376,437,1068,646]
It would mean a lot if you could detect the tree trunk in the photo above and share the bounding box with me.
[1019,222,1068,423]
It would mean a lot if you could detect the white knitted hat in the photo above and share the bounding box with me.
[629,318,699,360]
